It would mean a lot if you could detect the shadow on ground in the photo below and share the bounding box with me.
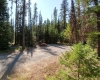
[27,47,34,57]
[0,50,23,80]
[0,44,69,80]
[40,46,58,56]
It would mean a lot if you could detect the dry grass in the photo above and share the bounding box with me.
[7,56,61,80]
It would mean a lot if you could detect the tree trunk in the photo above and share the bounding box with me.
[22,0,25,49]
[97,13,100,57]
[15,0,17,45]
[93,0,100,57]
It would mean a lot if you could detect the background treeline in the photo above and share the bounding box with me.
[0,0,100,56]
[14,0,69,47]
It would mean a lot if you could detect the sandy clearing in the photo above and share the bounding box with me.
[0,44,71,80]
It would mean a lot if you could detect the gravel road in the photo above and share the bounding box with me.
[0,44,70,80]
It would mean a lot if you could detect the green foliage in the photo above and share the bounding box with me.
[87,32,99,49]
[0,0,9,21]
[59,24,71,43]
[59,31,65,43]
[47,43,100,80]
[44,19,59,43]
[0,22,14,50]
[63,24,71,41]
[0,0,13,50]
[49,27,59,43]
[87,5,100,13]
[60,0,68,29]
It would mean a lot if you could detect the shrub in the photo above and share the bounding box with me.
[87,32,99,49]
[47,43,100,80]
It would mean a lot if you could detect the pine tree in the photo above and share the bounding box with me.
[57,18,60,33]
[60,0,68,29]
[70,0,77,43]
[38,11,43,42]
[80,0,100,57]
[93,0,100,57]
[33,3,38,43]
[22,0,26,49]
[0,0,13,50]
[33,3,38,26]
[28,0,32,46]
[15,0,19,45]
[53,7,57,28]
[75,0,81,39]
[45,19,50,43]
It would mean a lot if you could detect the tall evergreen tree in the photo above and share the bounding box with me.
[45,19,50,43]
[75,0,81,31]
[33,3,38,26]
[33,3,38,42]
[38,11,43,42]
[53,7,57,28]
[22,0,26,49]
[79,0,100,56]
[27,0,32,46]
[0,0,13,50]
[15,0,19,45]
[57,18,61,33]
[60,0,68,29]
[93,0,100,57]
[76,0,81,18]
[70,0,77,43]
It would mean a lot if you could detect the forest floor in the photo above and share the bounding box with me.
[0,44,71,80]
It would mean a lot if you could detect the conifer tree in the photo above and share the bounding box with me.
[28,0,32,46]
[0,0,13,49]
[60,0,68,29]
[70,0,77,43]
[38,11,43,42]
[53,7,57,28]
[22,0,26,49]
[80,0,100,56]
[33,3,38,43]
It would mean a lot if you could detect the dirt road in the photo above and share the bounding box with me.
[0,44,70,80]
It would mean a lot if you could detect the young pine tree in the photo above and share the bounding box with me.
[47,43,100,80]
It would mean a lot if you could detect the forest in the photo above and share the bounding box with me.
[0,0,99,52]
[0,0,100,80]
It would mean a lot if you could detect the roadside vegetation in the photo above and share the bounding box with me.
[47,43,100,80]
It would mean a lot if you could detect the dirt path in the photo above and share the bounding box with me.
[0,44,70,80]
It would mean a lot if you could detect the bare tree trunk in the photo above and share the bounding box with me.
[15,0,17,45]
[22,0,26,49]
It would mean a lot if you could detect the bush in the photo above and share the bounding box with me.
[87,32,99,49]
[47,43,100,80]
